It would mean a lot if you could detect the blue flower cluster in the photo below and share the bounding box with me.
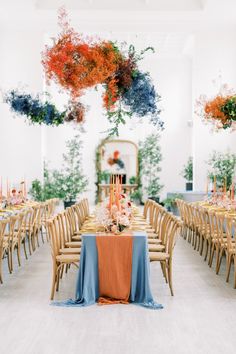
[122,71,163,129]
[5,90,66,126]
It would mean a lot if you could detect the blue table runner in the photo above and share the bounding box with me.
[53,232,163,310]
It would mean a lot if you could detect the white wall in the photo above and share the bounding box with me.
[0,29,44,193]
[193,31,236,191]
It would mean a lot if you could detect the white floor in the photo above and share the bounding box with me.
[0,235,236,354]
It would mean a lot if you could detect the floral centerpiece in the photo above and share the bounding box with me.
[95,176,132,234]
[205,192,236,210]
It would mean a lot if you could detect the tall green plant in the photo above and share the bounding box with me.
[30,134,88,202]
[180,156,193,182]
[139,133,163,197]
[54,134,88,201]
[207,151,236,189]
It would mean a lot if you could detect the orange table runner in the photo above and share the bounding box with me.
[96,235,133,305]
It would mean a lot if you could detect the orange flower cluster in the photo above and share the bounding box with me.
[204,95,230,124]
[42,32,121,99]
[103,78,120,110]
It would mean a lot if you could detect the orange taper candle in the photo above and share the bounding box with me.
[213,176,216,194]
[7,178,9,199]
[223,177,226,195]
[24,179,27,199]
[206,177,208,195]
[231,183,234,201]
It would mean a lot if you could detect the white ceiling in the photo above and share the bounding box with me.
[0,0,235,27]
[35,0,207,11]
[0,0,235,57]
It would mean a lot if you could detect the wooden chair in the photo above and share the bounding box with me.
[225,216,236,287]
[0,219,9,283]
[57,211,81,249]
[3,215,20,273]
[25,206,38,254]
[149,217,182,295]
[56,212,81,253]
[20,209,31,260]
[33,203,45,247]
[177,200,188,240]
[10,211,25,271]
[208,210,224,269]
[41,200,54,242]
[47,218,80,300]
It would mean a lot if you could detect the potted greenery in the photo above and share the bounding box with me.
[130,188,142,204]
[29,163,61,202]
[139,133,163,203]
[207,151,236,190]
[30,133,88,208]
[181,157,193,191]
[99,170,111,184]
[162,193,183,214]
[129,176,137,185]
[55,134,88,208]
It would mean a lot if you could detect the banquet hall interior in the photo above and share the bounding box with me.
[1,1,236,353]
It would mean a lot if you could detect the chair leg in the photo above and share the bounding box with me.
[160,262,168,283]
[167,259,174,296]
[35,229,40,248]
[45,226,49,242]
[23,239,28,260]
[41,227,44,244]
[28,233,32,255]
[50,264,57,300]
[0,256,3,283]
[216,248,224,275]
[226,254,232,283]
[234,258,236,289]
[198,234,202,252]
[17,243,21,267]
[200,236,205,256]
[10,247,13,273]
[56,265,63,292]
[32,232,37,251]
[194,232,199,250]
[204,240,209,262]
[187,228,191,243]
[209,244,215,267]
[215,246,220,273]
[60,265,65,279]
[65,264,69,273]
[192,230,195,247]
[6,250,12,273]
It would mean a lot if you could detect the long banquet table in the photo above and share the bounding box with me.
[54,231,163,310]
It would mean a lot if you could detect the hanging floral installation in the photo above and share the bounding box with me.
[5,90,66,126]
[196,82,236,131]
[41,8,163,135]
[4,8,163,135]
[4,90,85,126]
